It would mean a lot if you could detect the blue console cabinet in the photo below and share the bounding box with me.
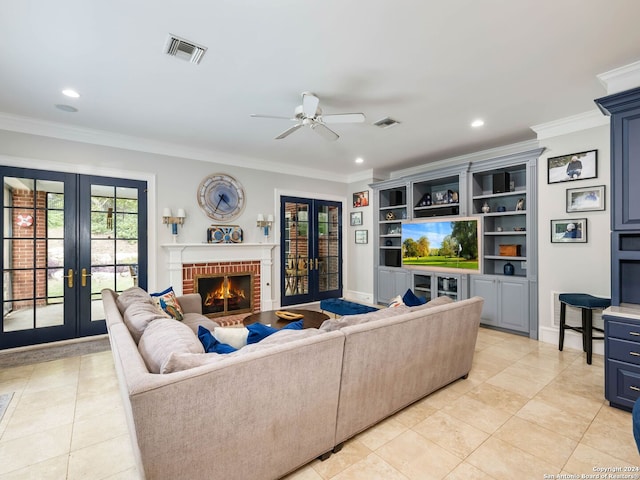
[604,308,640,411]
[596,87,640,411]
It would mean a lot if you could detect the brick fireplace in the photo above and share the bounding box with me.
[161,243,276,313]
[183,262,259,315]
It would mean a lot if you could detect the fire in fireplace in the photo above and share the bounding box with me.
[195,273,254,317]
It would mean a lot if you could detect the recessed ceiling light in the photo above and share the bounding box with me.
[471,119,484,128]
[62,89,80,98]
[55,104,78,113]
[355,157,364,164]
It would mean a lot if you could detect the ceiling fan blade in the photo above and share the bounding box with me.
[250,114,295,121]
[311,122,339,141]
[275,123,303,139]
[302,92,320,117]
[322,113,366,124]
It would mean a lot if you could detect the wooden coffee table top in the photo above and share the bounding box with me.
[243,309,329,330]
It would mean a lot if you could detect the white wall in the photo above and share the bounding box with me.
[0,130,349,303]
[344,179,376,303]
[537,125,611,354]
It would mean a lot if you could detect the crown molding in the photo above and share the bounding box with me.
[389,139,540,179]
[0,112,350,184]
[597,60,640,94]
[530,110,609,140]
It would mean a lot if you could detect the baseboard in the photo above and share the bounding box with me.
[538,325,604,356]
[343,290,375,305]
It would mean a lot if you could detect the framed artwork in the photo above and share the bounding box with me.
[566,185,606,212]
[355,230,368,244]
[350,211,363,226]
[551,218,587,243]
[353,190,369,208]
[547,149,597,184]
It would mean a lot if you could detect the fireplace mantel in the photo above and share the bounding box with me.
[161,243,277,310]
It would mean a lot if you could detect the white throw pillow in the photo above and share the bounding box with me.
[388,295,405,308]
[213,326,249,349]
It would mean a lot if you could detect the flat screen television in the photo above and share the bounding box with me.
[401,216,481,273]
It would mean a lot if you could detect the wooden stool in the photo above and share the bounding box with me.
[558,293,610,364]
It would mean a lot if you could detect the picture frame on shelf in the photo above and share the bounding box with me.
[350,211,363,226]
[547,149,597,184]
[353,190,369,208]
[566,185,605,212]
[550,218,587,243]
[355,230,368,244]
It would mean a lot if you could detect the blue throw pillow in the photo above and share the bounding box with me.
[198,326,237,354]
[246,323,278,344]
[402,288,427,307]
[283,319,303,330]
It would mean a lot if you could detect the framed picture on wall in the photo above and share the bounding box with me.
[355,230,368,244]
[353,190,369,208]
[566,185,605,212]
[547,149,597,184]
[350,211,363,226]
[550,218,587,243]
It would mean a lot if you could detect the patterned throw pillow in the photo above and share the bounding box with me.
[150,286,184,320]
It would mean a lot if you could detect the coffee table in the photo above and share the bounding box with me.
[243,309,329,330]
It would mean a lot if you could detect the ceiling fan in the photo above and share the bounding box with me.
[250,91,365,141]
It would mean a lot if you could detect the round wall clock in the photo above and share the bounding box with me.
[197,174,246,222]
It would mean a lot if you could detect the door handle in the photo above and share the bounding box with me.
[63,269,74,288]
[81,268,92,287]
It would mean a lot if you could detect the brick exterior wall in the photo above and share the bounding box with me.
[11,189,48,308]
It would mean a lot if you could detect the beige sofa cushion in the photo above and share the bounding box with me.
[116,286,155,314]
[319,305,412,331]
[160,329,322,373]
[409,295,454,311]
[138,318,205,373]
[181,313,220,334]
[123,302,169,344]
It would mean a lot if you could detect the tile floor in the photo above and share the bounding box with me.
[0,328,637,480]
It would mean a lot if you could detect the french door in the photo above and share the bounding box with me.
[0,166,147,349]
[281,196,342,306]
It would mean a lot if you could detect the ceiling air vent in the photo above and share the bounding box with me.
[165,34,207,64]
[373,117,401,129]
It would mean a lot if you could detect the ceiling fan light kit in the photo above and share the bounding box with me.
[251,92,365,141]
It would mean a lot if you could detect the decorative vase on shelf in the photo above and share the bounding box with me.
[482,202,490,214]
[503,262,515,276]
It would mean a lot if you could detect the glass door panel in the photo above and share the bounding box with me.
[80,179,145,335]
[1,171,75,346]
[283,200,310,298]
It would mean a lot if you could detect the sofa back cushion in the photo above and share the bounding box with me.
[138,318,204,374]
[161,329,324,373]
[123,302,169,344]
[116,286,155,314]
[319,305,411,332]
[409,295,454,311]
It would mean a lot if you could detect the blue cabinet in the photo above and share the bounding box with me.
[604,309,640,411]
[596,86,640,231]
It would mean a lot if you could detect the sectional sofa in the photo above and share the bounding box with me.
[102,287,483,480]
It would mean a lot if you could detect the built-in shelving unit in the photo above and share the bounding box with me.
[372,148,542,338]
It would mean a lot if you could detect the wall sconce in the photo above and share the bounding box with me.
[257,213,274,241]
[163,208,186,241]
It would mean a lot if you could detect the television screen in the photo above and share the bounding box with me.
[401,216,481,273]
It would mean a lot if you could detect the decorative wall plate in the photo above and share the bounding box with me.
[197,174,246,222]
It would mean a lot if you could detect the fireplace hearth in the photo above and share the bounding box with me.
[196,272,254,317]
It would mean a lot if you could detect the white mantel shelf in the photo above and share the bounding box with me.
[160,242,277,309]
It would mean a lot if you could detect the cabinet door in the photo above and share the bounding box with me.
[470,276,498,326]
[498,278,529,333]
[612,111,640,230]
[377,268,409,304]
